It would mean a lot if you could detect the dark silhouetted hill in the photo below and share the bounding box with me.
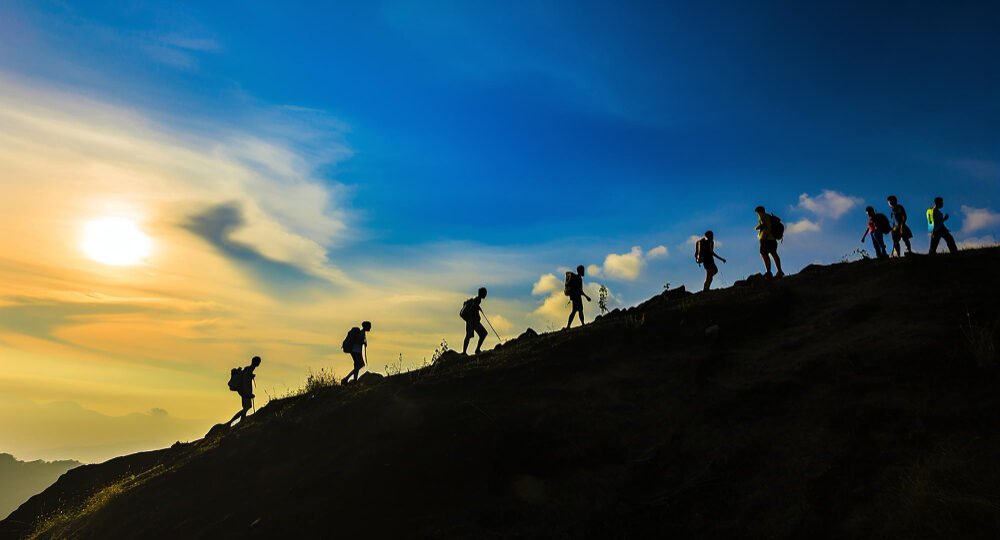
[3,248,1000,539]
[0,454,80,520]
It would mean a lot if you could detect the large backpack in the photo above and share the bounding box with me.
[459,298,477,320]
[926,208,935,232]
[874,213,891,234]
[694,238,706,263]
[563,272,582,296]
[227,367,244,392]
[342,327,362,353]
[769,214,785,241]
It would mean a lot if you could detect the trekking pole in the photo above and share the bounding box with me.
[480,312,505,344]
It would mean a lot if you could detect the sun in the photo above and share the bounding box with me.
[81,218,153,266]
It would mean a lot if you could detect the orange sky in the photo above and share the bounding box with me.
[0,77,552,463]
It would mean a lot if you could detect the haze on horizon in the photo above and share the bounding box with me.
[0,0,997,463]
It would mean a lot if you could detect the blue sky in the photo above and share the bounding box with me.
[2,0,998,317]
[1,1,1000,459]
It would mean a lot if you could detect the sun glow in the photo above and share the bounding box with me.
[81,218,153,266]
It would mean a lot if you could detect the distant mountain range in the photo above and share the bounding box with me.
[0,454,80,519]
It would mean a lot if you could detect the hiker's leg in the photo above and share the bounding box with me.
[226,409,243,426]
[760,253,771,274]
[475,323,487,354]
[944,231,958,253]
[463,321,474,353]
[929,233,940,254]
[566,308,577,329]
[772,251,783,274]
[353,352,364,381]
[873,234,886,258]
[903,236,912,253]
[890,231,901,257]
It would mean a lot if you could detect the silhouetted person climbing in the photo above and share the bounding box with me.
[927,197,958,254]
[755,206,784,278]
[861,206,890,259]
[226,356,261,427]
[887,195,913,257]
[565,265,591,329]
[341,321,371,385]
[460,288,488,355]
[695,231,726,291]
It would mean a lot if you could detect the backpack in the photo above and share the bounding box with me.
[459,298,477,320]
[926,208,935,232]
[342,327,362,353]
[769,214,785,241]
[695,238,707,263]
[874,213,891,234]
[227,367,244,392]
[564,271,575,296]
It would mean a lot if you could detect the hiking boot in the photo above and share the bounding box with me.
[765,271,773,278]
[775,271,785,278]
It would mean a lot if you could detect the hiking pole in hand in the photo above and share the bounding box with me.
[480,311,505,344]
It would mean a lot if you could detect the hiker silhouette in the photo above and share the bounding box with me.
[341,321,371,385]
[226,356,261,427]
[695,231,726,291]
[861,206,890,259]
[565,265,591,329]
[927,197,958,254]
[887,195,913,257]
[755,206,784,278]
[460,288,488,355]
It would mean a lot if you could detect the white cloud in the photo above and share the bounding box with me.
[603,246,645,281]
[960,206,1000,234]
[797,190,864,219]
[531,273,561,296]
[685,235,722,248]
[586,264,603,278]
[957,235,998,250]
[787,218,821,235]
[646,245,668,259]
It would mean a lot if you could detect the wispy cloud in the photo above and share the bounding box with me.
[156,33,220,52]
[950,159,999,182]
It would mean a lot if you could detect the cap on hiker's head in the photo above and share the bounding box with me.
[755,205,765,213]
[251,356,261,365]
[478,287,487,298]
[705,230,713,238]
[362,321,372,331]
[887,195,897,204]
[865,206,875,214]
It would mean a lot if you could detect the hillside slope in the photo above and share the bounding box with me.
[3,248,1000,539]
[0,455,81,520]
